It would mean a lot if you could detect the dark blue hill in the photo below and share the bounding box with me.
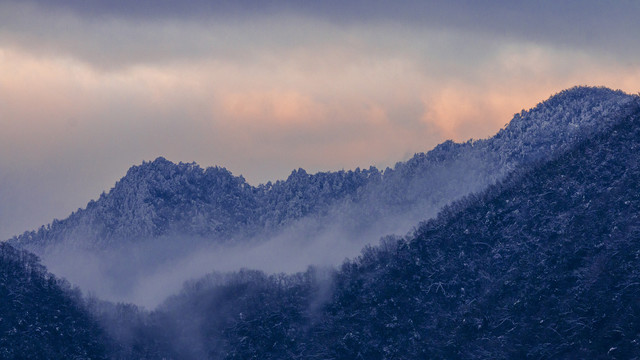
[0,242,108,358]
[315,100,640,359]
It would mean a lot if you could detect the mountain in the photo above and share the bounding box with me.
[0,242,108,358]
[105,89,640,358]
[9,158,378,249]
[7,86,639,307]
[10,86,638,252]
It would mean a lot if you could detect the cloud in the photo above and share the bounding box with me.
[219,90,323,126]
[3,1,640,72]
[4,1,640,64]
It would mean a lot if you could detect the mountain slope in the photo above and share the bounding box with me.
[111,94,640,358]
[314,101,640,358]
[357,86,638,230]
[0,243,108,358]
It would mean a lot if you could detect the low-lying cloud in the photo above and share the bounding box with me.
[38,214,390,309]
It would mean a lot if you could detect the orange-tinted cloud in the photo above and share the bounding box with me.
[219,90,324,127]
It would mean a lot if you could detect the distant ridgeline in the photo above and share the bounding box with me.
[9,86,639,252]
[96,91,640,358]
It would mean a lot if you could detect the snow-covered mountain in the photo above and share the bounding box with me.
[9,86,638,251]
[93,87,640,359]
[6,86,639,307]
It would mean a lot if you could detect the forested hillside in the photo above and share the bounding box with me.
[3,87,640,359]
[9,159,379,248]
[93,93,640,358]
[0,243,108,358]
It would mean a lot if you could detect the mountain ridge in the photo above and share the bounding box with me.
[0,242,108,358]
[9,86,637,252]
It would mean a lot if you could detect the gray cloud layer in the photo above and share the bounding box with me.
[10,0,640,59]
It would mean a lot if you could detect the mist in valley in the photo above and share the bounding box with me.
[33,155,494,310]
[36,201,435,309]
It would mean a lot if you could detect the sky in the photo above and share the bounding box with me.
[1,0,639,240]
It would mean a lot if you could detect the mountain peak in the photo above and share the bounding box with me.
[486,85,638,166]
[543,85,630,105]
[128,157,198,177]
[506,86,634,132]
[149,156,172,165]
